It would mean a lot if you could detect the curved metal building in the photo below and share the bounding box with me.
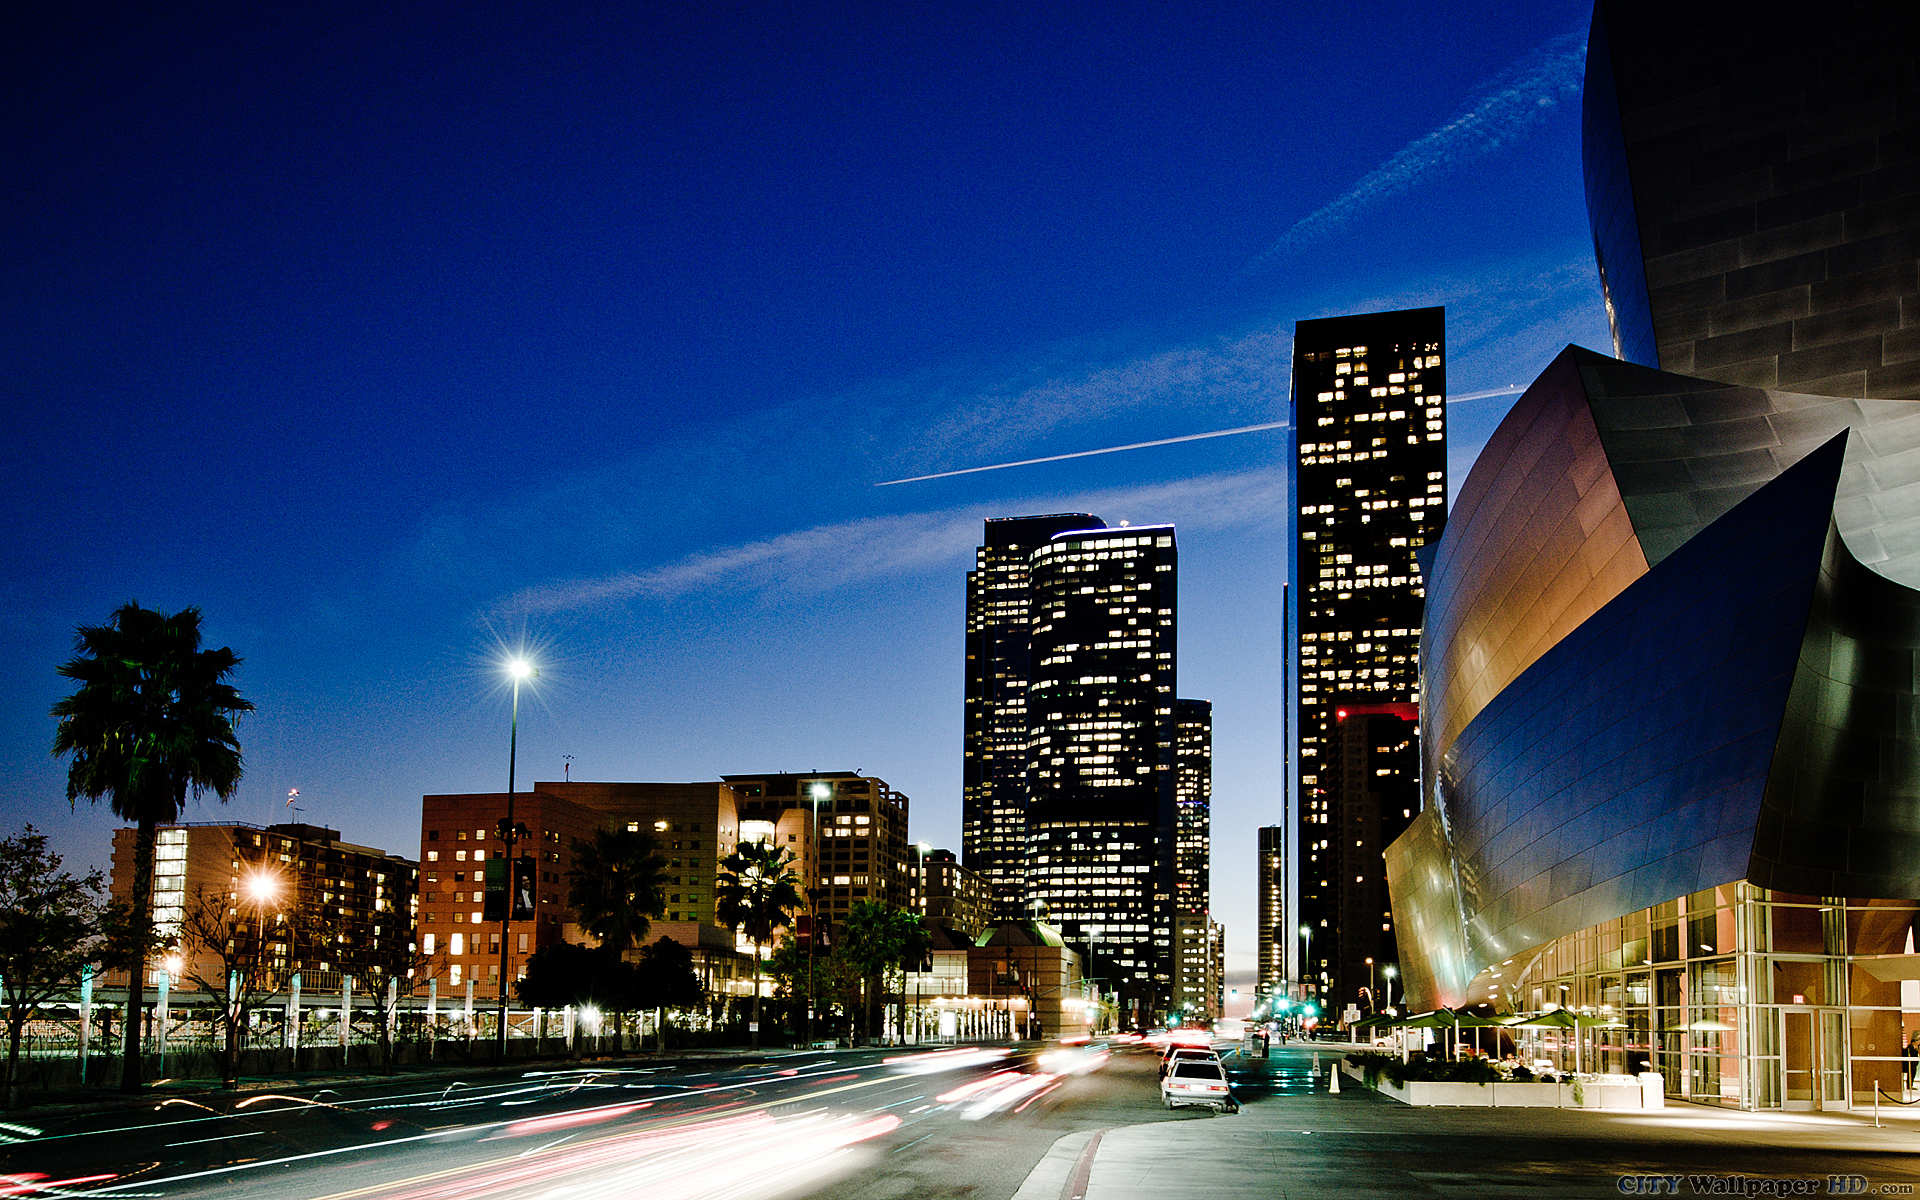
[1389,347,1920,1013]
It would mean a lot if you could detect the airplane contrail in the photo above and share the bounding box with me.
[876,384,1522,486]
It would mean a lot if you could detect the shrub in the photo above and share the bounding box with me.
[1344,1051,1559,1087]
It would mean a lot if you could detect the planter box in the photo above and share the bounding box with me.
[1344,1060,1662,1109]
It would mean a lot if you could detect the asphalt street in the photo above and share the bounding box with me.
[0,1039,1259,1200]
[28,1039,1918,1200]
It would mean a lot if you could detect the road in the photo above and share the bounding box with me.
[0,1039,1258,1200]
[15,1040,1919,1199]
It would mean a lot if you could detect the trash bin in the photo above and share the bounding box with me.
[1637,1071,1665,1109]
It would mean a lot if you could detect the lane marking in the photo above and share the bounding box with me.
[163,1131,264,1148]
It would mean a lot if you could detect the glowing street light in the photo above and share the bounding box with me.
[244,870,281,906]
[805,780,831,1049]
[243,869,282,983]
[1299,924,1313,997]
[498,653,537,1057]
[1383,964,1398,1013]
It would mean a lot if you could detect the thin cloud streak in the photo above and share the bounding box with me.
[878,384,1524,486]
[1242,28,1587,275]
[494,469,1288,618]
[914,327,1293,465]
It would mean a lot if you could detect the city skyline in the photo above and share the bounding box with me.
[4,0,1612,984]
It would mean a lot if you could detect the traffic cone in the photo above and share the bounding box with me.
[1312,1053,1322,1078]
[1329,1060,1341,1093]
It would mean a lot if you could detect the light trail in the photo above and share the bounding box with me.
[72,1057,918,1197]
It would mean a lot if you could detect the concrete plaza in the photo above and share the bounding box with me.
[1014,1044,1920,1200]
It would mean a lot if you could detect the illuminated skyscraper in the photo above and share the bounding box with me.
[1026,523,1178,1023]
[963,513,1103,918]
[1172,698,1213,1015]
[1290,306,1445,1006]
[1256,825,1285,999]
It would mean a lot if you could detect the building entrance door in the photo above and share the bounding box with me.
[1782,1008,1816,1109]
[1781,1007,1849,1111]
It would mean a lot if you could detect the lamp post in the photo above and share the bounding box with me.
[910,841,930,1044]
[805,780,830,1049]
[497,656,534,1058]
[1366,957,1376,1013]
[1299,925,1313,999]
[245,870,280,964]
[1383,964,1397,1014]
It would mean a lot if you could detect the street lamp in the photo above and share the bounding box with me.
[1366,956,1376,1013]
[910,841,931,1044]
[497,655,535,1058]
[1383,964,1398,1014]
[244,869,282,980]
[805,780,830,1049]
[1299,924,1313,997]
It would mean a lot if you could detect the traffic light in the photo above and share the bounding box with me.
[795,913,812,951]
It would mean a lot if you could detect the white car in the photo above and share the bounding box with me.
[1161,1056,1236,1112]
[1159,1044,1219,1078]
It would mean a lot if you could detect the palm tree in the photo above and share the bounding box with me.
[51,602,252,1092]
[714,840,801,1049]
[567,827,670,953]
[841,901,927,1044]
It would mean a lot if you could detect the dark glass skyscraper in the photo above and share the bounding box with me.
[1329,703,1418,1016]
[1290,306,1445,1007]
[963,513,1102,918]
[1026,524,1178,1023]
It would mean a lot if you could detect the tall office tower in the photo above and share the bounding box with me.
[1172,699,1213,916]
[1290,305,1445,1005]
[1329,704,1419,1016]
[1026,524,1179,1025]
[1256,825,1286,999]
[963,513,1105,918]
[1585,0,1920,399]
[1171,698,1213,1015]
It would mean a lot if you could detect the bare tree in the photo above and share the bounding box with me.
[339,930,437,1073]
[0,827,113,1108]
[173,884,309,1086]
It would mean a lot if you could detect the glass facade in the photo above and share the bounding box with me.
[1508,886,1920,1110]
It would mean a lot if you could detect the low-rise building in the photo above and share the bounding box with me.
[721,772,911,938]
[912,848,994,939]
[109,821,416,995]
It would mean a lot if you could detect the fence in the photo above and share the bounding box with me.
[3,994,684,1099]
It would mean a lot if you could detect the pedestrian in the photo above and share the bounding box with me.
[1904,1033,1918,1091]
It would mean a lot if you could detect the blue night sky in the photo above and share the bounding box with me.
[4,1,1610,980]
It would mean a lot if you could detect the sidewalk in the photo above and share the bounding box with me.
[1012,1047,1920,1200]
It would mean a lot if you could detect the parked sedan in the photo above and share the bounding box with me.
[1159,1044,1220,1078]
[1160,1057,1237,1112]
